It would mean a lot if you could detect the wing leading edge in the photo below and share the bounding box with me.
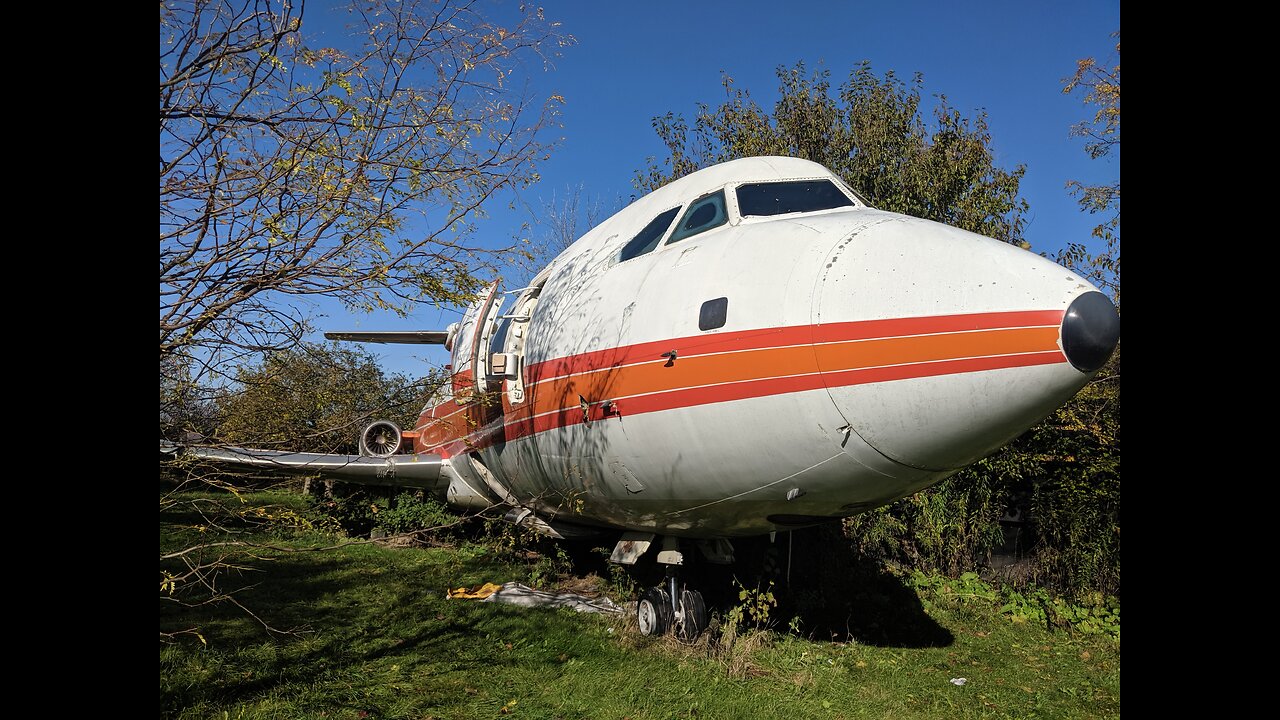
[162,443,443,489]
[323,331,450,345]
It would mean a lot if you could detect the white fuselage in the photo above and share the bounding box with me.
[419,157,1113,539]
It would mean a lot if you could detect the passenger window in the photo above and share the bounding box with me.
[736,180,854,217]
[667,190,728,244]
[619,207,680,262]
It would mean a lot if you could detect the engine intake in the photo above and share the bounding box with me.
[359,420,402,458]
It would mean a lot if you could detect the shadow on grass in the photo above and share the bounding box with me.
[551,524,953,649]
[687,525,954,649]
[160,526,626,714]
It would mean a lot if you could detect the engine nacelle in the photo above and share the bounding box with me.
[358,420,402,458]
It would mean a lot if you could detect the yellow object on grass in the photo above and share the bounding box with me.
[447,582,504,599]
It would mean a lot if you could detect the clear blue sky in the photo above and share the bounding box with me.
[309,0,1121,378]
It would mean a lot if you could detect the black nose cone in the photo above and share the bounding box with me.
[1061,291,1120,372]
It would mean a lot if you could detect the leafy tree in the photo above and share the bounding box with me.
[1022,366,1120,597]
[215,342,440,454]
[160,354,217,441]
[160,0,569,378]
[635,62,1029,247]
[1058,32,1120,301]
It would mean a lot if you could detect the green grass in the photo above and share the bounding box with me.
[160,491,1119,719]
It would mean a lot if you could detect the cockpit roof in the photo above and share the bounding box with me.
[555,156,857,266]
[641,156,841,213]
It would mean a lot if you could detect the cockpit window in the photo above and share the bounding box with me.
[736,180,854,217]
[619,207,680,263]
[667,190,729,244]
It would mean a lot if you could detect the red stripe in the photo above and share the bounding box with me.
[810,310,1064,344]
[436,417,505,458]
[524,310,1063,384]
[505,350,1065,443]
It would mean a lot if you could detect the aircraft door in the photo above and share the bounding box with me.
[492,278,545,405]
[450,283,503,401]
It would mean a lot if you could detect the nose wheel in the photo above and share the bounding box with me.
[637,586,671,635]
[636,565,707,639]
[675,587,707,641]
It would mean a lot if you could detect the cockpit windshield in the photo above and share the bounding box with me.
[667,190,729,244]
[736,180,854,217]
[619,206,680,262]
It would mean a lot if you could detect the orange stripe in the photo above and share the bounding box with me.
[530,326,1060,417]
[814,327,1060,372]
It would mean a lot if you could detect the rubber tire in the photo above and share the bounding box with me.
[676,588,707,640]
[637,587,671,636]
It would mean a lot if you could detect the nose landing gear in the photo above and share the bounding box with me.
[634,540,709,639]
[636,570,708,639]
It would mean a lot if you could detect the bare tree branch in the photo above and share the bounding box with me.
[160,0,570,377]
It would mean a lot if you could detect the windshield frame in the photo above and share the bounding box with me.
[734,178,859,219]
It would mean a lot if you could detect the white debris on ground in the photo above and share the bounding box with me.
[479,582,624,614]
[950,678,968,686]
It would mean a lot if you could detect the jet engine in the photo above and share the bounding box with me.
[358,420,402,458]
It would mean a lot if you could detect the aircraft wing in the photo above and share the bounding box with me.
[323,331,449,345]
[162,443,443,489]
